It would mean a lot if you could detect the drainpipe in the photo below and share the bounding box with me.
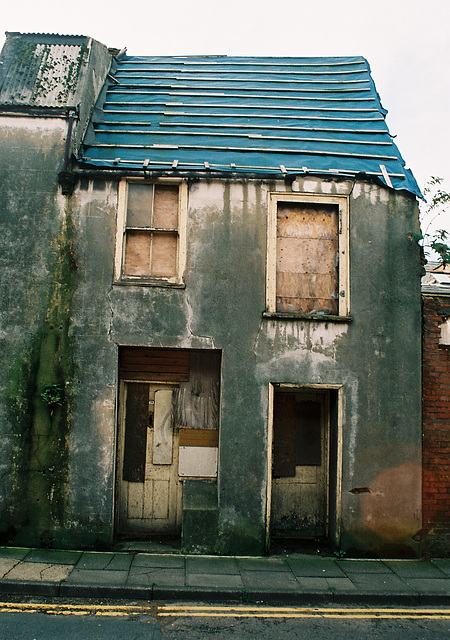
[58,107,78,196]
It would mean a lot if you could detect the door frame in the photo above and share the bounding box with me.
[266,383,343,549]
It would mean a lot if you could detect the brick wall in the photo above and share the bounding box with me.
[422,293,450,556]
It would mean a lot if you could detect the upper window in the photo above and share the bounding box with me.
[115,180,188,285]
[266,193,349,317]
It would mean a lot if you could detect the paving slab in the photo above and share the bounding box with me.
[240,570,297,590]
[337,560,393,574]
[384,560,448,579]
[75,552,132,571]
[294,577,332,592]
[347,573,417,594]
[0,558,21,578]
[0,547,30,560]
[64,569,129,585]
[5,562,73,582]
[236,557,287,571]
[24,549,82,565]
[431,559,450,577]
[186,573,243,589]
[286,558,346,577]
[131,554,185,569]
[325,577,359,592]
[127,568,186,587]
[404,578,450,595]
[186,556,239,574]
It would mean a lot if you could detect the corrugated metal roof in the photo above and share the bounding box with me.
[79,55,421,196]
[0,33,90,108]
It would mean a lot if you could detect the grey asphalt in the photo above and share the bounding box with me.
[0,546,449,605]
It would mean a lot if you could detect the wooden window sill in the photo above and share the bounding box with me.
[263,311,352,322]
[114,279,186,289]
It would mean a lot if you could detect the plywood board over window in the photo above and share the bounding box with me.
[267,193,349,317]
[115,180,187,285]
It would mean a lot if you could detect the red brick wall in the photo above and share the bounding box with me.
[422,294,450,556]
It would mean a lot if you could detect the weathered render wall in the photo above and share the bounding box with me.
[422,293,450,556]
[0,125,422,553]
[0,32,112,548]
[37,174,421,556]
[0,116,75,546]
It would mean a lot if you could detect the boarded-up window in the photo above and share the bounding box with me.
[123,183,179,278]
[276,202,339,314]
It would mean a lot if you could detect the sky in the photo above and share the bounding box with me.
[1,0,449,243]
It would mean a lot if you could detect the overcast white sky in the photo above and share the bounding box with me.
[2,0,449,237]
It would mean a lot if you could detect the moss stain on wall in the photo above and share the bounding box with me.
[5,199,77,547]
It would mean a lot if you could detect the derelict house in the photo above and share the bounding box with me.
[0,33,424,556]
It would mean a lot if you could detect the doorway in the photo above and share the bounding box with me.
[116,381,182,536]
[114,347,221,540]
[270,386,339,544]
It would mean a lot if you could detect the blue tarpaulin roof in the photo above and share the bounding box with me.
[79,55,421,197]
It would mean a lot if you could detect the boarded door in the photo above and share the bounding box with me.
[116,382,182,535]
[271,390,329,538]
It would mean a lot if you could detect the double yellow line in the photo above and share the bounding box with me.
[0,602,150,617]
[0,602,448,620]
[159,605,450,620]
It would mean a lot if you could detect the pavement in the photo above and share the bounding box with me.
[0,546,449,605]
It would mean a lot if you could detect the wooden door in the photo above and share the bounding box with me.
[271,390,329,539]
[116,381,182,536]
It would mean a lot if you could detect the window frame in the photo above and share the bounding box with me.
[266,192,350,318]
[114,178,188,286]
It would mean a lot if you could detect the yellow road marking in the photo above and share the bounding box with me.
[159,612,449,620]
[0,602,151,617]
[160,605,450,614]
[0,602,448,620]
[0,602,150,612]
[158,605,450,620]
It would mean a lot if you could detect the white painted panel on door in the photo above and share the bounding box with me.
[127,482,144,519]
[178,446,218,477]
[153,480,170,519]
